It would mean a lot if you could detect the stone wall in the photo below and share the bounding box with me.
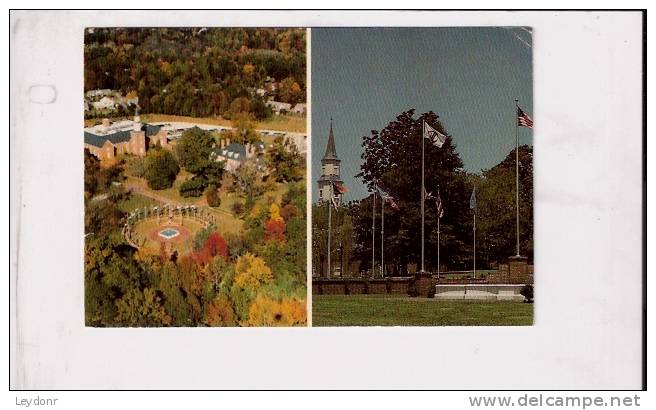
[312,258,534,297]
[486,257,533,284]
[313,277,415,296]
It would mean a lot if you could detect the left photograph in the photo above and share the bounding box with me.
[83,28,308,327]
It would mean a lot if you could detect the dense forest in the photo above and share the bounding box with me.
[84,28,306,119]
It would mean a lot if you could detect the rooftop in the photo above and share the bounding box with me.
[322,119,339,161]
[84,120,162,148]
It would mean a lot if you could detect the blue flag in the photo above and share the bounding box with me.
[470,187,477,210]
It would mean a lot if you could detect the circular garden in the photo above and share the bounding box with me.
[123,205,216,255]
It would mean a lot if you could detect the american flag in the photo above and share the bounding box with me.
[378,185,399,210]
[331,181,347,208]
[332,181,348,194]
[435,190,444,219]
[517,106,533,128]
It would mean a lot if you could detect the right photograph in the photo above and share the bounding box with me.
[311,27,534,326]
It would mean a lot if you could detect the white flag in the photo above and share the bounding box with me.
[424,121,447,148]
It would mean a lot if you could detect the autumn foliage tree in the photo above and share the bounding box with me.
[264,203,286,242]
[234,253,273,290]
[246,295,306,327]
[195,232,229,265]
[204,295,236,327]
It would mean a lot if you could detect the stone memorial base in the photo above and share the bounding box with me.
[434,284,526,301]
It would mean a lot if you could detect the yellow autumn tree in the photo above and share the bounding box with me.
[279,298,307,325]
[246,296,306,327]
[269,202,283,222]
[234,253,273,290]
[245,295,281,326]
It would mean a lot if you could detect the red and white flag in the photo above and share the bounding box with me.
[517,106,533,128]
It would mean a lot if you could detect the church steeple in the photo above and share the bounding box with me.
[322,117,339,161]
[317,118,343,204]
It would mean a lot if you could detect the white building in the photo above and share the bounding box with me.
[92,96,116,110]
[266,100,292,115]
[291,103,307,115]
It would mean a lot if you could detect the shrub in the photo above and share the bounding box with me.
[231,201,245,216]
[280,204,298,221]
[125,156,146,178]
[520,284,534,303]
[193,227,213,251]
[205,184,221,207]
[179,178,206,197]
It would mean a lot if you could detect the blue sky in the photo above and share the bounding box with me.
[311,27,533,201]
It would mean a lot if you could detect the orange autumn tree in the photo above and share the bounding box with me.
[264,203,286,242]
[204,295,236,327]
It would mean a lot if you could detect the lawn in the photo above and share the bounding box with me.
[312,295,533,326]
[204,207,244,235]
[124,173,201,205]
[117,193,159,213]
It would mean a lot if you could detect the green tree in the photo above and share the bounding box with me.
[355,109,472,272]
[115,288,171,327]
[84,149,100,197]
[230,113,260,144]
[278,77,302,105]
[477,145,533,264]
[312,204,354,277]
[143,148,179,190]
[234,162,262,209]
[265,136,303,182]
[175,127,215,174]
[175,127,224,197]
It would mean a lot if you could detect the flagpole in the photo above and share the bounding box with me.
[327,185,332,279]
[515,99,520,257]
[381,195,384,278]
[372,180,376,277]
[421,121,425,273]
[473,210,476,279]
[437,213,440,280]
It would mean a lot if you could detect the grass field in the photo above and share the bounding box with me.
[117,193,159,213]
[124,172,200,205]
[312,295,533,326]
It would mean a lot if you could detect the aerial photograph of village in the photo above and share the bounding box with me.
[83,28,308,327]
